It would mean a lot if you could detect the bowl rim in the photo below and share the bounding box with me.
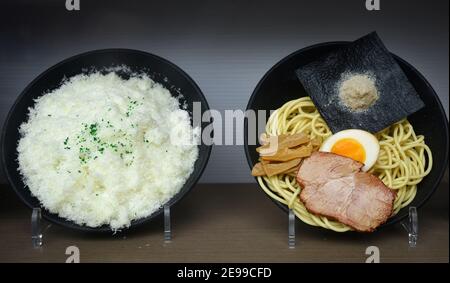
[1,48,213,233]
[244,41,449,230]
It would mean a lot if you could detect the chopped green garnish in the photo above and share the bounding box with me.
[74,117,137,165]
[89,123,98,136]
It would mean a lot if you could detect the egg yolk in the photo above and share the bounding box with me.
[331,138,366,164]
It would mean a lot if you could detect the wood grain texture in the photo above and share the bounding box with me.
[0,169,447,263]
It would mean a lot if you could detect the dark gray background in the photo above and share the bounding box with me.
[0,0,448,183]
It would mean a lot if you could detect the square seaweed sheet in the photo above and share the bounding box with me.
[295,32,424,134]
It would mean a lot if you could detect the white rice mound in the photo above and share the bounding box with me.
[17,72,199,230]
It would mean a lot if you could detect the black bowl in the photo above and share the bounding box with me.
[244,42,449,229]
[1,49,212,233]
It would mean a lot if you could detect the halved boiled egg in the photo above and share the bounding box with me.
[320,129,379,171]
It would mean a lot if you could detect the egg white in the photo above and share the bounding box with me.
[320,129,380,171]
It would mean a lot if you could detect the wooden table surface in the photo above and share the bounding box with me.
[0,169,448,263]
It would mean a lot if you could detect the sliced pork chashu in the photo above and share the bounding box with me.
[297,152,396,232]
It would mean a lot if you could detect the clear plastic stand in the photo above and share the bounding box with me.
[288,209,295,249]
[30,205,172,247]
[31,208,43,248]
[287,207,418,248]
[164,205,172,243]
[401,206,418,248]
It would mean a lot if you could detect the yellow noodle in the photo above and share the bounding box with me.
[256,97,433,232]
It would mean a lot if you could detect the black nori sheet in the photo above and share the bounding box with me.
[295,32,425,134]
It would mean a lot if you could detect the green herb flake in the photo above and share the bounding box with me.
[89,123,98,136]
